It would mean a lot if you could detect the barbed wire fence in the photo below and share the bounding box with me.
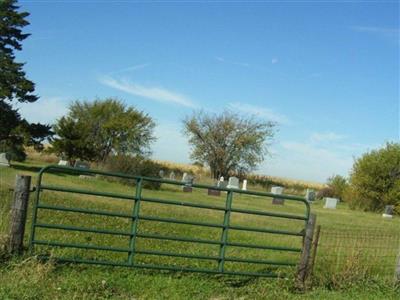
[312,226,400,286]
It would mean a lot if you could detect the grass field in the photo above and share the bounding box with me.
[1,159,399,299]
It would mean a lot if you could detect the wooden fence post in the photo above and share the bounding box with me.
[309,225,321,277]
[8,175,31,254]
[296,213,316,290]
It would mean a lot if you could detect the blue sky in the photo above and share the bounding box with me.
[16,1,399,182]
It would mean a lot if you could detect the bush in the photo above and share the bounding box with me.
[327,174,348,201]
[102,155,162,190]
[347,142,400,212]
[316,186,335,199]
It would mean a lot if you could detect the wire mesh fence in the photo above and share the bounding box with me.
[314,226,400,283]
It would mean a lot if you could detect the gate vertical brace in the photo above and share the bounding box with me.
[218,190,233,272]
[296,213,316,290]
[128,178,143,265]
[29,171,44,253]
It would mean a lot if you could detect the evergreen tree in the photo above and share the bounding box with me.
[0,0,52,161]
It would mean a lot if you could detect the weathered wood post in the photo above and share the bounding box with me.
[8,175,31,254]
[296,213,316,290]
[309,225,321,277]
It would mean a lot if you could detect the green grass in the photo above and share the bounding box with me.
[1,160,399,299]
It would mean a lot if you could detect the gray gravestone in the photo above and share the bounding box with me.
[305,188,316,202]
[0,153,10,167]
[227,177,239,189]
[324,197,338,209]
[169,171,176,180]
[159,170,165,178]
[383,205,394,218]
[182,173,194,192]
[58,159,69,166]
[74,160,90,169]
[271,186,284,205]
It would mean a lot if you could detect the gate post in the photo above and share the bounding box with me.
[8,175,31,254]
[296,213,316,290]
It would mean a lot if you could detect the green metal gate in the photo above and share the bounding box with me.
[30,165,310,277]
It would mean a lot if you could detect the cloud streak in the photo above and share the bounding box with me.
[310,132,346,143]
[228,102,290,125]
[99,75,197,108]
[351,26,399,41]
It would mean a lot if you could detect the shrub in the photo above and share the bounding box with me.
[102,155,162,190]
[347,142,400,212]
[316,186,335,199]
[327,174,348,201]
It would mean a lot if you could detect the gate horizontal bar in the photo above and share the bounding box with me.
[34,223,132,236]
[225,257,296,266]
[37,255,280,277]
[230,207,307,221]
[141,197,226,211]
[136,249,220,261]
[137,233,222,245]
[136,249,296,266]
[227,241,301,252]
[139,216,224,229]
[40,185,135,201]
[37,204,132,218]
[229,224,304,237]
[33,240,131,253]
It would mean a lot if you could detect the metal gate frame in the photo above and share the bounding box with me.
[29,165,310,277]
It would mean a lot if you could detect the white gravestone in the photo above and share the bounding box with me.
[242,179,247,191]
[169,171,176,180]
[227,177,239,189]
[382,205,394,219]
[58,160,69,166]
[0,153,10,167]
[324,197,338,209]
[271,186,284,205]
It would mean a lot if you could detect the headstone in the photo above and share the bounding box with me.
[182,173,194,192]
[169,171,176,180]
[271,186,284,205]
[219,176,224,182]
[305,188,316,202]
[159,170,165,178]
[0,153,10,167]
[382,205,394,218]
[58,160,69,166]
[242,179,247,191]
[227,177,239,189]
[74,160,90,169]
[323,197,338,209]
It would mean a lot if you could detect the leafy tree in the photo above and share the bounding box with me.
[347,143,400,212]
[183,111,276,179]
[326,174,348,201]
[50,99,156,164]
[0,0,52,160]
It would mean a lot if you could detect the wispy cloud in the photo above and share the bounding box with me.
[351,26,399,41]
[108,63,151,75]
[310,132,346,143]
[271,58,279,64]
[228,102,290,125]
[214,56,250,68]
[99,75,197,108]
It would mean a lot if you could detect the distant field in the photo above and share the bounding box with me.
[1,158,399,299]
